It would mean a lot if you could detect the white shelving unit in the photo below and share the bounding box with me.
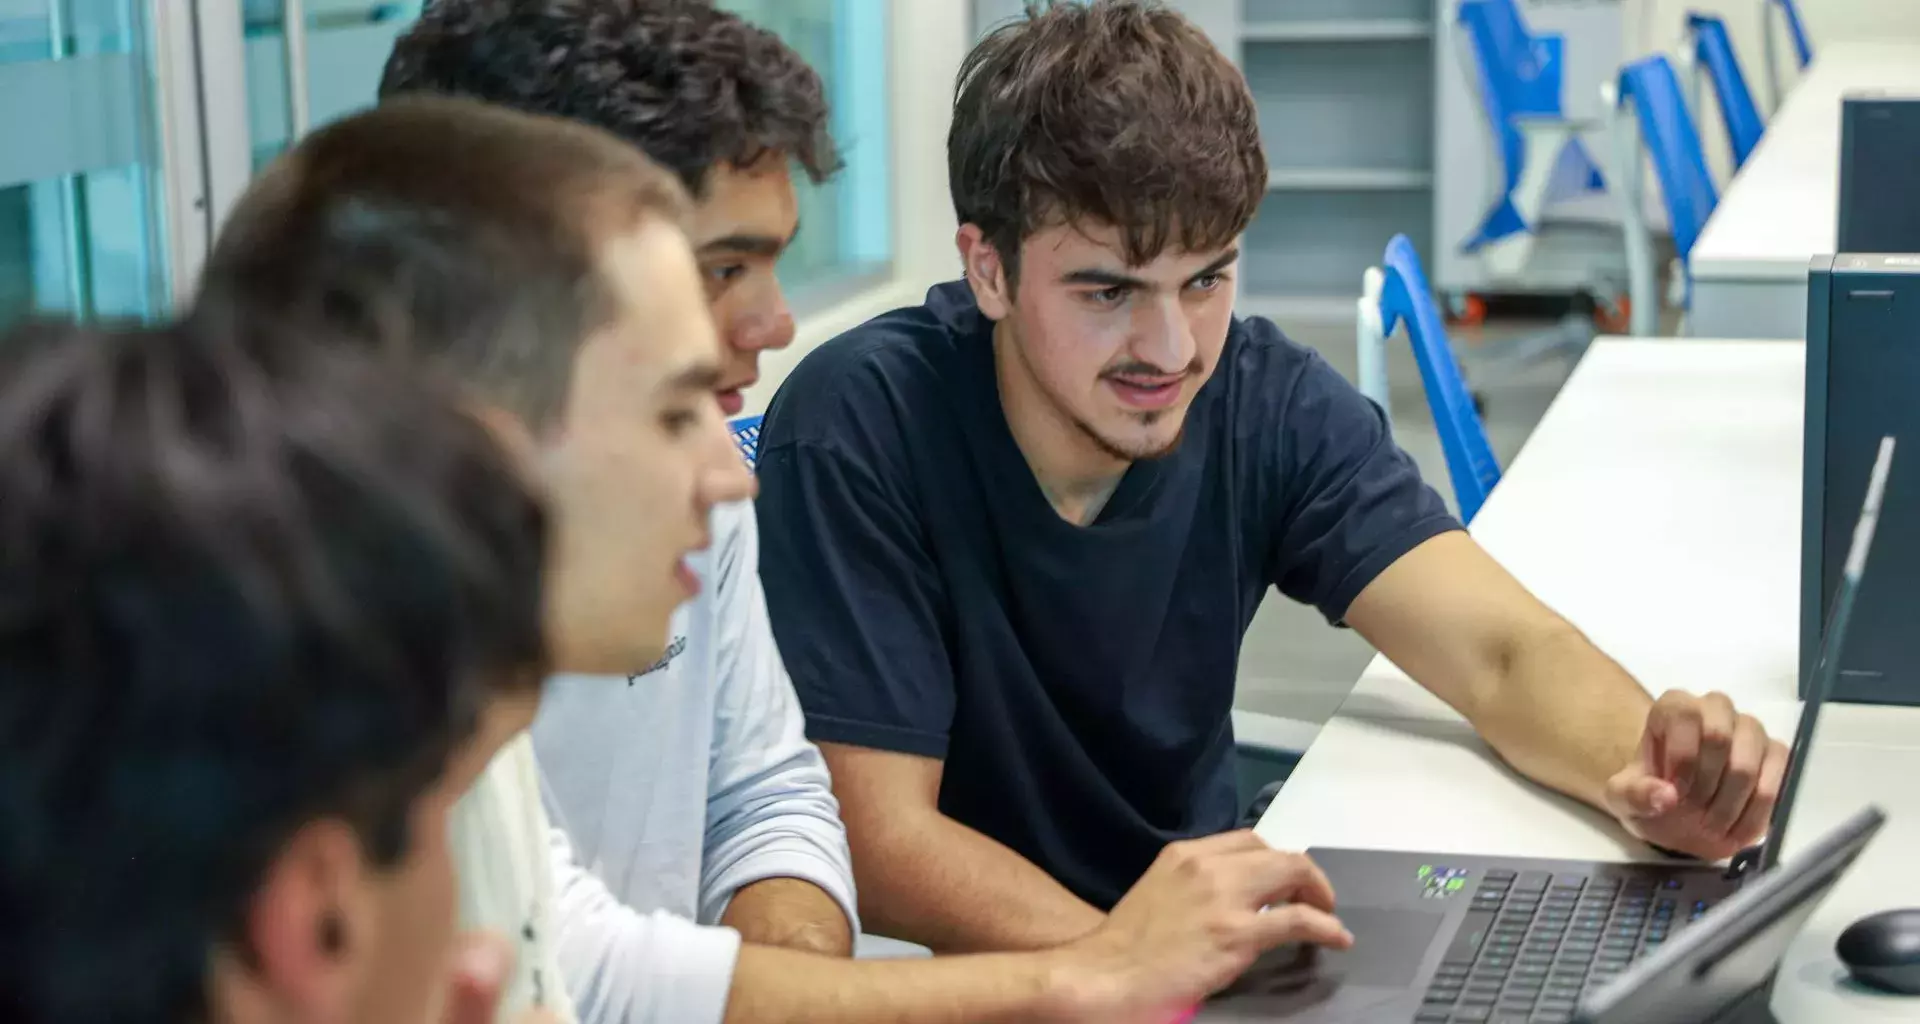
[1235,0,1437,316]
[1242,18,1432,42]
[1267,167,1434,191]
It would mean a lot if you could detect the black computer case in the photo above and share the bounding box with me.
[1803,255,1920,705]
[1838,96,1920,254]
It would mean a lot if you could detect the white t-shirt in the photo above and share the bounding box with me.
[458,501,857,1024]
[450,733,577,1022]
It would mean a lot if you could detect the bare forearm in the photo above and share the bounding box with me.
[723,944,1082,1024]
[1480,623,1652,808]
[854,813,1104,954]
[722,877,854,957]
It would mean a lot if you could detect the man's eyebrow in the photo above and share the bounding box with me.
[1058,250,1240,290]
[659,363,723,394]
[1190,249,1240,281]
[1059,268,1151,289]
[697,222,801,258]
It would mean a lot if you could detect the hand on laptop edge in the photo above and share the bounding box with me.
[1602,690,1791,863]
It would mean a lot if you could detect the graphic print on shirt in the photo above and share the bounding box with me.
[627,634,687,685]
[524,918,545,1006]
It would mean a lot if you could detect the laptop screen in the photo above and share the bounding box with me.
[1757,436,1893,872]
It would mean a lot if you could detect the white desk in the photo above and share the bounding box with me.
[1348,338,1805,721]
[1689,43,1920,340]
[1255,340,1920,1021]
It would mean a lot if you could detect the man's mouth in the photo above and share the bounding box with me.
[1105,373,1186,411]
[674,558,702,597]
[674,531,713,597]
[717,389,746,416]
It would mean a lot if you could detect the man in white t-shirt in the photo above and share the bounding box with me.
[197,95,755,1022]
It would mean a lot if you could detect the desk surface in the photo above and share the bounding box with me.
[1691,42,1920,283]
[1347,338,1805,719]
[1255,339,1920,1021]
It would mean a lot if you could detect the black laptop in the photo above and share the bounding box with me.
[1201,438,1897,1024]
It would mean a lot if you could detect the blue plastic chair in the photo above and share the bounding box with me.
[1762,0,1814,111]
[1605,56,1719,335]
[1773,0,1813,69]
[1617,57,1719,271]
[729,414,762,470]
[1457,0,1607,255]
[1687,13,1765,170]
[1376,235,1501,523]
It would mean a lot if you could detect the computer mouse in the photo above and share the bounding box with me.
[1836,908,1920,995]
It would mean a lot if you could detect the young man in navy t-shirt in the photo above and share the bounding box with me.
[757,0,1789,955]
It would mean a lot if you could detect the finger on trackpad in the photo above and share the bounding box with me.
[1221,907,1447,996]
[1321,907,1446,987]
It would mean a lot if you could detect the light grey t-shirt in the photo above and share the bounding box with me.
[533,501,858,1023]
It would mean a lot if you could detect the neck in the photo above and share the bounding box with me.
[206,954,280,1024]
[992,320,1127,525]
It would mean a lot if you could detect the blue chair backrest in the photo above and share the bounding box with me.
[1377,235,1500,522]
[1462,0,1553,100]
[1617,56,1719,264]
[1688,13,1765,169]
[1458,0,1568,195]
[729,414,763,470]
[1772,0,1813,69]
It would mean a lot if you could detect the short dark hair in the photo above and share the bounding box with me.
[379,0,839,196]
[0,314,548,1024]
[950,0,1266,280]
[198,94,690,428]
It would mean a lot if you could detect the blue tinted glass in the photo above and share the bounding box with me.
[0,1,167,329]
[718,0,893,296]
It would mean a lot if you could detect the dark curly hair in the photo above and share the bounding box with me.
[380,0,839,196]
[950,0,1266,283]
[0,314,548,1023]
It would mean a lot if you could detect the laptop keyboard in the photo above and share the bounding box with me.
[1416,869,1717,1024]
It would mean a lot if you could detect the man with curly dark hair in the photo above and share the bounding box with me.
[380,0,862,985]
[383,0,833,421]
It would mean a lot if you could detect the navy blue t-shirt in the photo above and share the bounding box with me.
[755,282,1460,909]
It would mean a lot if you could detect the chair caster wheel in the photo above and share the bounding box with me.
[1446,293,1489,327]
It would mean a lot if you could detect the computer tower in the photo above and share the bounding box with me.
[1803,255,1920,705]
[1837,96,1920,253]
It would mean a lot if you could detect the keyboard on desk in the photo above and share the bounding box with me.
[1417,868,1719,1024]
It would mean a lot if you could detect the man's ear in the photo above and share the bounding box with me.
[241,819,371,1019]
[956,224,1013,321]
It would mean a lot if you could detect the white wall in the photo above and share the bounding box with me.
[742,0,970,414]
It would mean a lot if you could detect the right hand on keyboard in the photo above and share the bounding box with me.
[1051,830,1353,1023]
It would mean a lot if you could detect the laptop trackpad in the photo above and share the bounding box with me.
[1217,905,1446,997]
[1320,905,1446,986]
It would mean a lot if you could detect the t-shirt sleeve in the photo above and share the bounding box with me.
[754,439,956,760]
[1254,324,1463,624]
